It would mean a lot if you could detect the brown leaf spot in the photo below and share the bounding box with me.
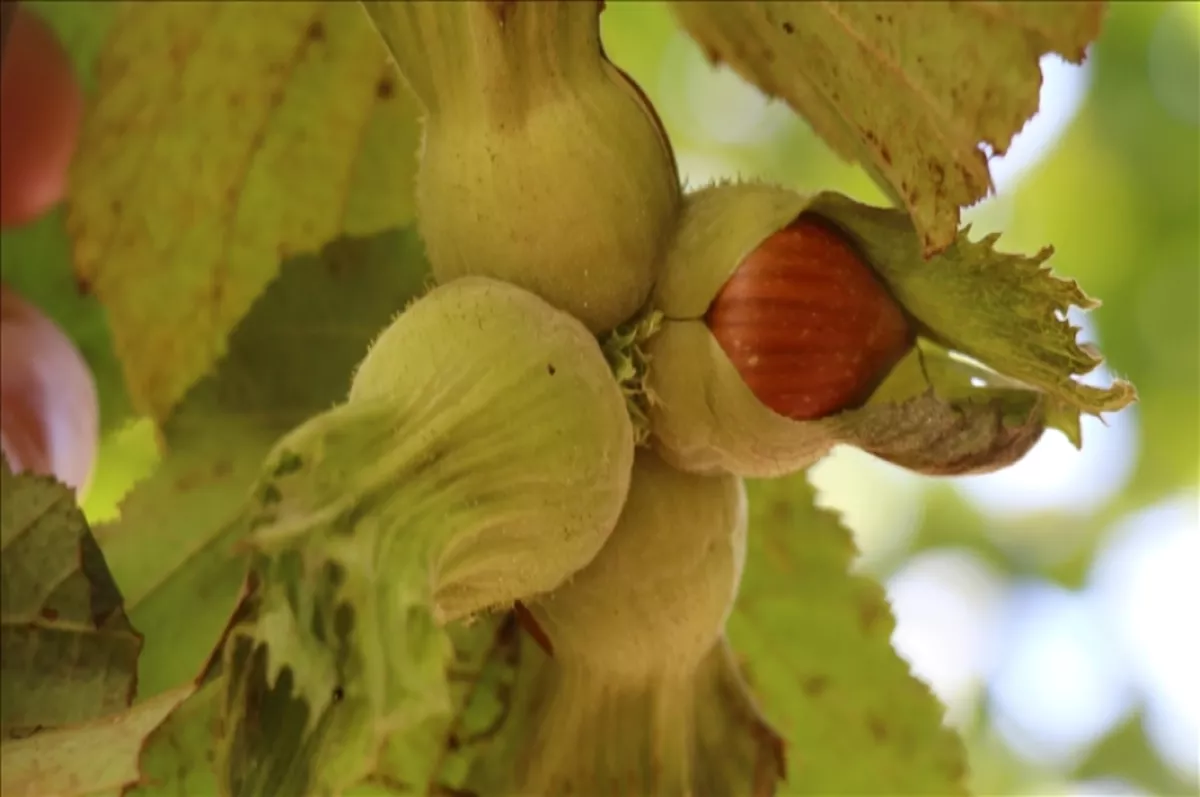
[305,19,325,42]
[782,20,794,34]
[801,674,829,697]
[867,713,889,743]
[947,757,968,784]
[74,275,93,297]
[168,42,189,68]
[930,160,946,187]
[488,0,517,26]
[41,607,59,622]
[376,77,395,100]
[858,595,886,634]
[880,144,892,166]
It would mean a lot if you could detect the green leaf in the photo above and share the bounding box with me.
[668,1,1105,255]
[0,684,193,797]
[728,474,969,795]
[94,228,431,701]
[126,673,224,797]
[66,1,421,421]
[0,461,142,737]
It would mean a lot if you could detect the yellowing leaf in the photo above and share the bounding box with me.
[728,474,968,795]
[669,1,1105,255]
[67,1,421,421]
[0,684,193,797]
[0,462,142,737]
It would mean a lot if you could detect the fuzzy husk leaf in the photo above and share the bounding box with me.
[808,190,1137,428]
[215,589,525,796]
[212,277,633,794]
[668,1,1105,255]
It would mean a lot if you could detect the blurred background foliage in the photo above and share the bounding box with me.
[601,2,1199,795]
[64,1,1198,795]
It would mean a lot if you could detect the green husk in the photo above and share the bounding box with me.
[214,277,635,794]
[364,0,681,333]
[465,450,783,795]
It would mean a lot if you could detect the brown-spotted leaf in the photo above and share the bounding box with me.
[0,684,193,797]
[668,1,1105,255]
[0,460,142,738]
[809,190,1137,437]
[67,1,420,422]
[729,473,969,795]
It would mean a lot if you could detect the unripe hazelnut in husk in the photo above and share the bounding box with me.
[249,276,636,624]
[468,451,782,795]
[528,449,747,678]
[220,277,639,794]
[382,2,681,333]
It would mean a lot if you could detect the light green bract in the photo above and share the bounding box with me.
[215,277,634,795]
